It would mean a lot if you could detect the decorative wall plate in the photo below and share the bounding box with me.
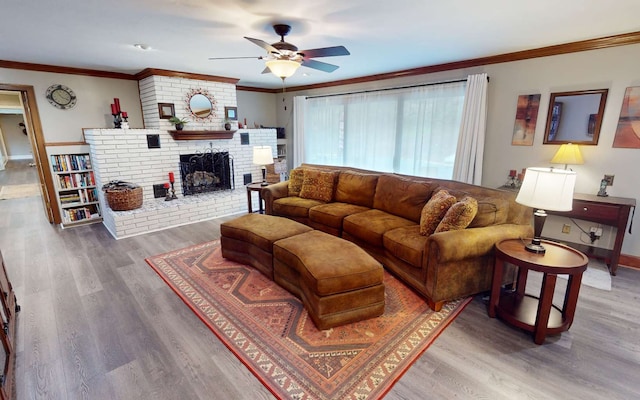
[45,84,77,109]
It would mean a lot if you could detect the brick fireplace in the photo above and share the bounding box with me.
[83,128,276,239]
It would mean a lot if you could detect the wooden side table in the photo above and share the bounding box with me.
[488,239,588,344]
[246,183,267,214]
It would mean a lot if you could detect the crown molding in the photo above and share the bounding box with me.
[134,68,239,84]
[2,30,640,92]
[0,60,136,80]
[285,30,640,92]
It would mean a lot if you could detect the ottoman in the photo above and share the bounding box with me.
[220,214,313,279]
[273,230,385,329]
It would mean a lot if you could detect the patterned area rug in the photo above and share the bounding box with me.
[0,183,40,200]
[146,241,470,400]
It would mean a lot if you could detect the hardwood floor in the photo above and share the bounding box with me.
[1,160,639,399]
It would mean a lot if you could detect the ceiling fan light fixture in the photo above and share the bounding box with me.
[265,59,301,79]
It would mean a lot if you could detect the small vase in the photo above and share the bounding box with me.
[224,122,231,131]
[175,123,184,131]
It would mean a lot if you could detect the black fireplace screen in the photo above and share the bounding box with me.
[179,148,234,196]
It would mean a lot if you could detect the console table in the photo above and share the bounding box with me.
[547,193,635,276]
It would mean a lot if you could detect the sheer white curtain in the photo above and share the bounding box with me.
[300,82,466,178]
[292,96,306,168]
[452,73,488,184]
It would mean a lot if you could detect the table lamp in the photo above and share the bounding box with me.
[253,146,274,186]
[516,167,576,254]
[550,143,583,170]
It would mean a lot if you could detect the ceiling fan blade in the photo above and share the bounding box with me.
[300,46,350,59]
[244,37,281,54]
[301,59,340,73]
[208,56,265,60]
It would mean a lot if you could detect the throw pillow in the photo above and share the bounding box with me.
[435,196,478,233]
[288,168,305,196]
[299,169,338,202]
[419,189,457,236]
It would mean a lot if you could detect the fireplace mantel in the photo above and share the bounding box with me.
[168,130,236,140]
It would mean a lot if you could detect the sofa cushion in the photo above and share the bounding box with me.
[468,198,509,228]
[335,170,379,208]
[419,189,457,236]
[373,175,435,222]
[383,225,428,268]
[273,196,326,218]
[309,202,370,230]
[435,196,478,233]
[300,169,338,202]
[343,209,416,247]
[288,168,305,196]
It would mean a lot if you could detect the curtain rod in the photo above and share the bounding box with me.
[305,76,487,99]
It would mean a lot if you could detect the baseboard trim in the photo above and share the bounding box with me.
[8,155,33,160]
[620,254,640,271]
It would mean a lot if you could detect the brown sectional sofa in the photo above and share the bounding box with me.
[262,164,533,311]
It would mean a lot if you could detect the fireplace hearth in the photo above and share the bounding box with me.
[180,145,234,196]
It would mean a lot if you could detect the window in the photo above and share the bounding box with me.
[303,81,466,178]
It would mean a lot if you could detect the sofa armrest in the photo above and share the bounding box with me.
[426,224,533,263]
[262,181,290,215]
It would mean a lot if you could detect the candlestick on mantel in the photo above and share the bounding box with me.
[111,104,117,115]
[114,98,121,113]
[121,111,128,119]
[169,172,175,183]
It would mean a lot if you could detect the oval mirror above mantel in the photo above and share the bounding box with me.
[543,89,608,145]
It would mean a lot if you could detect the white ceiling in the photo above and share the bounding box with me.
[3,0,640,89]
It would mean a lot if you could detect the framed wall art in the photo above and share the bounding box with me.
[225,106,238,121]
[511,94,541,146]
[612,86,640,148]
[158,103,175,119]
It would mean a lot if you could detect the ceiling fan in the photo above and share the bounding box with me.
[209,24,350,79]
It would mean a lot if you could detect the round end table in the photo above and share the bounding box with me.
[488,238,588,345]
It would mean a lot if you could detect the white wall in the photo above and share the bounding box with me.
[236,90,277,128]
[274,43,640,257]
[0,114,31,158]
[1,68,142,142]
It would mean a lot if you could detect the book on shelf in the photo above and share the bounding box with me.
[51,154,92,172]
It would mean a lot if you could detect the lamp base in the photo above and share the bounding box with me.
[524,242,546,254]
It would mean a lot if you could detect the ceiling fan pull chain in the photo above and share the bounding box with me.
[282,79,287,110]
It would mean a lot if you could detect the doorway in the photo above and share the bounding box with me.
[0,84,56,223]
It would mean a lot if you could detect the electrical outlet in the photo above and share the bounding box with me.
[590,226,598,233]
[562,224,571,234]
[595,228,603,237]
[603,174,615,186]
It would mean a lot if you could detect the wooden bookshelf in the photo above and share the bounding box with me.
[49,153,102,227]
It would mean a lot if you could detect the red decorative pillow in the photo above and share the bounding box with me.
[419,190,457,236]
[435,196,478,233]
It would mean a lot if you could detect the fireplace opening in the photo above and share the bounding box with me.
[179,147,234,196]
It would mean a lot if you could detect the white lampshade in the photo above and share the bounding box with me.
[252,146,274,165]
[516,167,576,212]
[265,59,301,78]
[550,143,584,169]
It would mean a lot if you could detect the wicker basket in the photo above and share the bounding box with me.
[102,182,143,211]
